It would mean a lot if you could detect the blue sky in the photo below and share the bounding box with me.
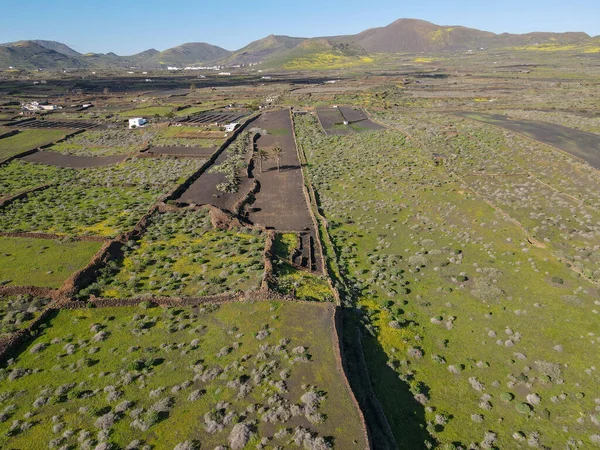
[1,0,598,55]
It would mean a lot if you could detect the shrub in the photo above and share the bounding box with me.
[516,403,532,414]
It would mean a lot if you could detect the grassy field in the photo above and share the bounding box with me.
[0,237,102,288]
[0,184,160,237]
[50,128,156,156]
[87,209,265,299]
[151,125,223,148]
[0,301,366,449]
[295,113,600,449]
[0,129,67,160]
[0,160,75,198]
[0,295,51,338]
[121,106,175,118]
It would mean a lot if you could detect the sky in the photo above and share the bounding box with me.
[1,0,598,55]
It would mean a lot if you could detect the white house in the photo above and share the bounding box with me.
[224,123,239,133]
[129,118,147,129]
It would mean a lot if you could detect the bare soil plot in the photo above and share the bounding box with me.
[457,112,600,169]
[146,146,216,157]
[11,120,97,130]
[21,150,127,168]
[315,107,352,135]
[338,106,385,132]
[176,150,244,211]
[249,109,314,232]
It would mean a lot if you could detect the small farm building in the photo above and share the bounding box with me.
[129,118,147,129]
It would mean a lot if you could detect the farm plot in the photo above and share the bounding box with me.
[248,109,314,232]
[177,132,252,212]
[184,111,246,125]
[338,106,385,132]
[0,129,69,161]
[120,105,175,118]
[88,209,264,299]
[49,128,155,157]
[295,112,600,449]
[151,125,223,149]
[0,295,51,339]
[146,146,215,157]
[0,301,366,449]
[0,184,159,237]
[315,107,352,135]
[21,151,127,168]
[0,160,75,198]
[75,157,205,189]
[0,237,102,288]
[11,120,97,131]
[457,112,600,169]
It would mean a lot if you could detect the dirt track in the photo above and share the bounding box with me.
[21,151,127,168]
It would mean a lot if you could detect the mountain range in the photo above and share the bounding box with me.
[1,18,597,70]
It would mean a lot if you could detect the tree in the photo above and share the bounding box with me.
[254,149,269,174]
[271,146,283,172]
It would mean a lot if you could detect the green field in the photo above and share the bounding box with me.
[121,106,175,118]
[295,113,600,448]
[50,128,156,156]
[0,295,51,338]
[0,237,102,288]
[88,209,265,298]
[0,184,160,237]
[0,301,366,449]
[0,129,67,160]
[0,160,75,198]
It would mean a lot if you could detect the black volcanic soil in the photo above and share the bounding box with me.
[21,150,126,168]
[457,112,600,170]
[249,109,313,232]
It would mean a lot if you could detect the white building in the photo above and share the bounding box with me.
[129,118,147,129]
[224,123,239,132]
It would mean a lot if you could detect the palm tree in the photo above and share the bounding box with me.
[254,149,269,174]
[272,146,283,172]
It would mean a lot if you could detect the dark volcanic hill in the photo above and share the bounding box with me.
[147,43,232,66]
[349,18,590,52]
[0,41,83,69]
[225,35,306,65]
[0,18,595,69]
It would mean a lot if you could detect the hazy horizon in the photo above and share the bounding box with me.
[1,0,598,55]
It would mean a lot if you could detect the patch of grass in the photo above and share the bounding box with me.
[0,160,76,198]
[0,129,67,160]
[0,295,51,338]
[120,106,175,118]
[89,209,265,298]
[0,301,366,449]
[0,237,102,288]
[0,184,159,237]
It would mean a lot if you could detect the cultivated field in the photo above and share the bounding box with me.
[0,129,69,160]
